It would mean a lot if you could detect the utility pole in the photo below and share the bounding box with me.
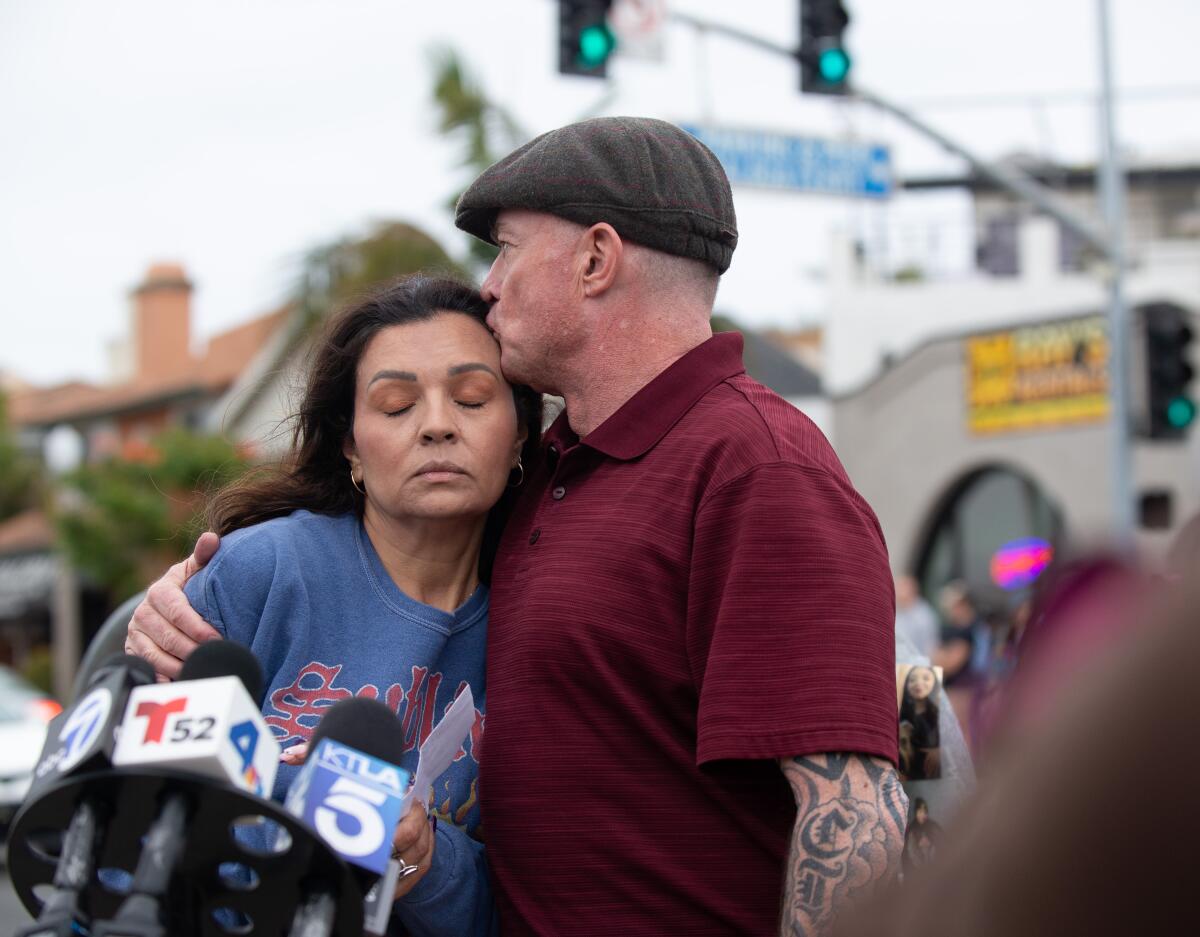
[1096,0,1134,548]
[669,6,1134,545]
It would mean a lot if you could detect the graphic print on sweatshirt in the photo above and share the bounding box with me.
[269,659,486,828]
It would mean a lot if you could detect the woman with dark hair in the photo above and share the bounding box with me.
[182,274,541,936]
[901,797,943,876]
[899,665,942,780]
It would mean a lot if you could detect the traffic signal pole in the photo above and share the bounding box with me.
[669,3,1135,547]
[1096,0,1135,548]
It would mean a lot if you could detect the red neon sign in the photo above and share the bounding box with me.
[990,538,1054,590]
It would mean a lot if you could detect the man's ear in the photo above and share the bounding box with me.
[579,223,623,298]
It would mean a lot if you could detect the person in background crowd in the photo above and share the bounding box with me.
[900,798,943,877]
[898,666,941,780]
[934,581,991,685]
[895,574,939,659]
[967,598,1028,757]
[934,580,991,748]
[128,117,906,937]
[835,567,1199,937]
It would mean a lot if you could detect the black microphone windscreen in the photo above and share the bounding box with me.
[179,640,264,703]
[91,653,156,688]
[306,697,405,766]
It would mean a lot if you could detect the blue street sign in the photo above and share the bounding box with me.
[681,124,892,199]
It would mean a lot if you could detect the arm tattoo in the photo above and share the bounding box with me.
[778,753,907,937]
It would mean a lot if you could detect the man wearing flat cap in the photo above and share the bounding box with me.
[457,115,904,937]
[130,117,904,936]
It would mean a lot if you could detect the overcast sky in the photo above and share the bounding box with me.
[3,0,1198,386]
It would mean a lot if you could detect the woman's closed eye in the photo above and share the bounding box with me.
[380,398,487,415]
[451,375,497,410]
[374,394,417,417]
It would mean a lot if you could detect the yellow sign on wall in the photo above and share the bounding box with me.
[966,316,1110,434]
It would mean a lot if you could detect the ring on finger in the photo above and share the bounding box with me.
[392,852,420,878]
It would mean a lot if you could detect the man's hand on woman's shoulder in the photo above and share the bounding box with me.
[126,531,224,680]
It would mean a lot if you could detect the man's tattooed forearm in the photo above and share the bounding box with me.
[778,753,907,937]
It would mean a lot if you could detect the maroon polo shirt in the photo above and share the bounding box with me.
[483,332,897,937]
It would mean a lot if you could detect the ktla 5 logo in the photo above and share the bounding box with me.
[309,741,407,859]
[314,776,393,858]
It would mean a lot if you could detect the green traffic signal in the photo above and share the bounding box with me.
[800,0,851,95]
[558,0,615,78]
[1142,303,1195,439]
[578,23,615,67]
[818,47,851,83]
[1167,396,1197,429]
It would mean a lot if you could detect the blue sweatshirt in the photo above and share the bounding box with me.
[184,510,493,937]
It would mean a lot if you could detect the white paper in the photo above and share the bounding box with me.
[406,685,475,815]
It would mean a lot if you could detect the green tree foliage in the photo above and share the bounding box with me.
[54,429,249,600]
[21,646,53,696]
[295,221,469,330]
[0,391,39,522]
[429,47,528,271]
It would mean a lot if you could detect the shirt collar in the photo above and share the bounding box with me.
[544,332,746,461]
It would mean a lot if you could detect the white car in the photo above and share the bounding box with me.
[0,666,61,830]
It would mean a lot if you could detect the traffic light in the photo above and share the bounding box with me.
[799,0,852,95]
[558,0,616,79]
[1142,303,1196,439]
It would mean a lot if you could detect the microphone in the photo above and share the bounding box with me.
[110,640,280,796]
[93,642,279,937]
[28,654,155,799]
[14,654,155,937]
[14,797,107,937]
[284,697,411,937]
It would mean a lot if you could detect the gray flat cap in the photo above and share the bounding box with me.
[455,117,738,273]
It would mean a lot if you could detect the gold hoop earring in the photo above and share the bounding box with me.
[508,458,524,488]
[350,466,366,496]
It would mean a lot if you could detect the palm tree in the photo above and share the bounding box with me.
[429,47,529,271]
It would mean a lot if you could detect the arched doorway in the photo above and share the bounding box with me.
[915,465,1063,607]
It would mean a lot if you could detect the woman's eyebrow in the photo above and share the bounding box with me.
[367,369,417,387]
[449,363,498,378]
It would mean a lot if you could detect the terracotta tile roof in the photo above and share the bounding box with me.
[11,376,206,426]
[10,306,292,428]
[198,305,291,387]
[10,381,106,425]
[0,510,54,556]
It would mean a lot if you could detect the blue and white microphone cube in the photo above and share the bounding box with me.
[285,738,411,876]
